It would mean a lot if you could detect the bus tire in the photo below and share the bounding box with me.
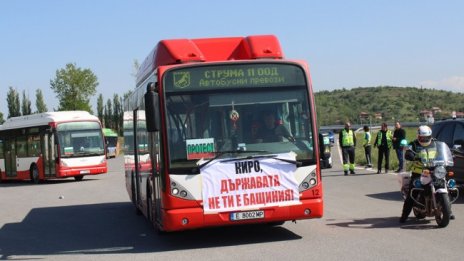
[30,165,40,184]
[74,175,84,181]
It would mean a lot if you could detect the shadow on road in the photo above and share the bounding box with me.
[327,216,447,230]
[324,215,447,230]
[326,216,401,229]
[365,191,404,202]
[0,202,301,259]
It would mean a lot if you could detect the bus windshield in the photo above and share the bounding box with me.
[163,63,315,171]
[57,121,105,157]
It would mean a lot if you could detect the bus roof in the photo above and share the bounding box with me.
[136,35,284,86]
[0,111,100,131]
[102,128,118,137]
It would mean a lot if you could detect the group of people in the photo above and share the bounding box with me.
[339,122,455,223]
[339,121,406,175]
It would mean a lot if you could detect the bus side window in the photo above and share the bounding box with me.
[16,137,28,157]
[28,135,41,157]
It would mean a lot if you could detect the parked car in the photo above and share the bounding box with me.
[432,119,464,183]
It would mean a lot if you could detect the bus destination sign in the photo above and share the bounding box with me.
[164,63,306,91]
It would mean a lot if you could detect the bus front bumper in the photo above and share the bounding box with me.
[160,198,323,232]
[57,165,107,177]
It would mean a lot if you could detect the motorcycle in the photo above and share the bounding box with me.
[398,141,459,227]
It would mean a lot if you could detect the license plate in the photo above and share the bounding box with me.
[80,170,90,174]
[230,210,265,221]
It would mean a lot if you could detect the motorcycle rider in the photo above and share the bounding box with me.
[399,125,455,223]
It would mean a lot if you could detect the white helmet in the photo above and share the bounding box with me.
[417,125,432,146]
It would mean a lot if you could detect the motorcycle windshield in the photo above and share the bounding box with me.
[420,141,454,167]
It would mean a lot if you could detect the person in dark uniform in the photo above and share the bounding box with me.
[393,121,406,172]
[374,122,393,173]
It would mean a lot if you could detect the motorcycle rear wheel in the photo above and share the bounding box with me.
[435,193,451,228]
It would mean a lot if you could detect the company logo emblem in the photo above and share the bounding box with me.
[173,72,190,89]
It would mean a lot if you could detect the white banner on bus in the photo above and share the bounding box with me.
[200,152,300,213]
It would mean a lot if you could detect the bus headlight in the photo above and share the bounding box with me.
[299,170,318,192]
[309,178,317,185]
[170,180,194,200]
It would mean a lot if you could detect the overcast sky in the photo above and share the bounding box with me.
[1,0,463,116]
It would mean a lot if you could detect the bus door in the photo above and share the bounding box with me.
[44,131,56,177]
[4,138,17,177]
[150,132,162,224]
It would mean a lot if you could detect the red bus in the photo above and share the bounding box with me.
[124,35,323,232]
[0,111,107,183]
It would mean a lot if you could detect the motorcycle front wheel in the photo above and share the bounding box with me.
[435,193,451,228]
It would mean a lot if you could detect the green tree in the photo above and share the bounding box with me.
[97,94,104,124]
[7,86,21,118]
[22,90,32,115]
[0,112,4,124]
[104,99,113,129]
[35,89,48,113]
[112,94,122,135]
[50,63,98,112]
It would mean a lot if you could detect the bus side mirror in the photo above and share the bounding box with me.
[145,82,160,132]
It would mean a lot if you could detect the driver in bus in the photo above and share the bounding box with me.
[255,111,295,143]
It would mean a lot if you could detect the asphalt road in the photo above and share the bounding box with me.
[1,148,464,260]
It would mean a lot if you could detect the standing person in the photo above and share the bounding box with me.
[393,121,406,172]
[363,125,373,168]
[374,122,393,174]
[339,121,356,175]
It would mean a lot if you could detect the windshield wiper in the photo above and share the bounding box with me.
[220,154,302,166]
[192,150,268,173]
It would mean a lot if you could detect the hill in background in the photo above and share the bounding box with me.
[314,86,464,126]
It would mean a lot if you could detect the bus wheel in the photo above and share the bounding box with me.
[74,175,84,181]
[30,165,40,184]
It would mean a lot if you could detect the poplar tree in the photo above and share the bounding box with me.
[97,94,104,124]
[22,90,32,115]
[35,89,48,113]
[7,86,21,118]
[104,99,113,129]
[112,94,122,134]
